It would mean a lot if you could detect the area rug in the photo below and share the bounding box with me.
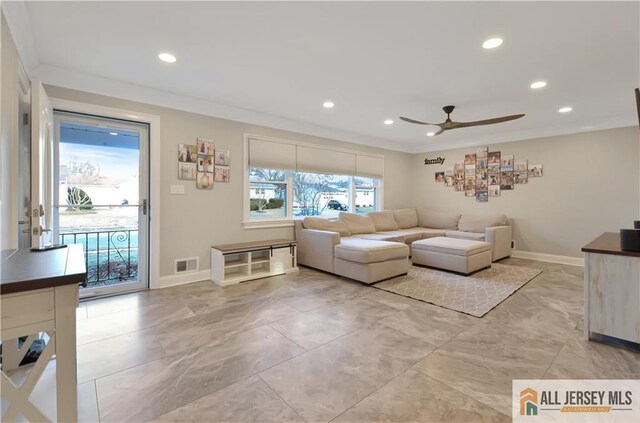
[374,263,542,317]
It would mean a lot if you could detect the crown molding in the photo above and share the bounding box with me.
[31,64,414,154]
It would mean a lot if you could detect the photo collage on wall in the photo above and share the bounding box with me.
[435,146,543,202]
[178,138,231,190]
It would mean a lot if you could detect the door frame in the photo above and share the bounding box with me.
[50,98,161,290]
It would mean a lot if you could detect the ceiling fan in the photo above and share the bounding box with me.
[400,105,525,136]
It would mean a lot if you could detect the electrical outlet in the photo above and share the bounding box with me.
[511,240,516,249]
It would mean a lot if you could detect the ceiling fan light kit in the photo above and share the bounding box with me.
[400,105,525,136]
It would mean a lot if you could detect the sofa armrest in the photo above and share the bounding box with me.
[485,225,512,261]
[295,228,341,273]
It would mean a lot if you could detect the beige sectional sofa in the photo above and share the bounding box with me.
[294,208,512,284]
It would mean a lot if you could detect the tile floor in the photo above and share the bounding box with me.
[8,258,640,422]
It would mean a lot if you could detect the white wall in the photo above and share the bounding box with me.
[411,126,640,258]
[43,85,414,278]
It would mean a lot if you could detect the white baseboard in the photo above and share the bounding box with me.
[511,250,584,267]
[155,269,211,289]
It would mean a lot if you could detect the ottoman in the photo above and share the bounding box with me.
[412,237,491,275]
[334,238,410,284]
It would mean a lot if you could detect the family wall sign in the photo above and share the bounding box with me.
[424,157,446,165]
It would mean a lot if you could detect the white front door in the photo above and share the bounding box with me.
[30,80,54,248]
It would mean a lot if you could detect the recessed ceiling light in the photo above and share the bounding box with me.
[323,101,335,109]
[530,81,547,89]
[482,37,503,49]
[158,53,176,63]
[426,132,436,137]
[558,106,572,113]
[109,132,118,136]
[384,119,394,125]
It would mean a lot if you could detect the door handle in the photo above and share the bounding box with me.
[142,199,147,215]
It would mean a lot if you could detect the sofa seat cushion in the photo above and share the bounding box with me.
[413,237,490,257]
[367,211,399,231]
[339,212,376,234]
[445,230,486,241]
[336,238,409,264]
[351,232,405,243]
[302,217,351,237]
[398,228,448,239]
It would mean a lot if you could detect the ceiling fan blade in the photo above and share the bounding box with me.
[433,128,445,136]
[399,116,438,126]
[451,114,525,128]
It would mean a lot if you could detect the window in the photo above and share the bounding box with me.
[249,168,287,219]
[293,172,349,218]
[244,136,383,227]
[247,167,380,224]
[355,177,378,214]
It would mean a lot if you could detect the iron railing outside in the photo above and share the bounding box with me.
[59,229,138,287]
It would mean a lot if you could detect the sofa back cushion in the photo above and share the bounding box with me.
[458,214,507,233]
[417,208,461,230]
[302,217,351,237]
[367,211,399,231]
[393,208,419,229]
[339,212,376,235]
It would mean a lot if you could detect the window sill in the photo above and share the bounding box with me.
[243,219,295,230]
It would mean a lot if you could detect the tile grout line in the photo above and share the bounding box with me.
[411,366,512,418]
[257,374,308,423]
[93,379,102,423]
[328,345,437,423]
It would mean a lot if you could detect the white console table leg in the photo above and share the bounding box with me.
[54,283,78,423]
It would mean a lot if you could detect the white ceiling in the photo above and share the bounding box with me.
[8,1,640,153]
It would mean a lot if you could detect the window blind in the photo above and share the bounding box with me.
[248,138,297,171]
[248,137,383,178]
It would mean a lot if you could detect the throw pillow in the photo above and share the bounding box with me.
[339,212,376,235]
[458,214,508,233]
[416,208,461,229]
[302,217,351,237]
[393,208,419,229]
[367,211,399,231]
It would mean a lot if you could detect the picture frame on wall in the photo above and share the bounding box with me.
[514,159,528,172]
[435,172,445,182]
[197,138,214,155]
[444,169,454,187]
[178,144,197,163]
[214,166,230,182]
[515,171,528,184]
[464,153,476,165]
[500,171,514,190]
[197,154,214,173]
[489,172,500,186]
[489,186,501,197]
[178,162,196,180]
[528,164,543,177]
[214,149,230,166]
[488,151,500,164]
[476,190,488,202]
[196,172,214,189]
[501,154,514,171]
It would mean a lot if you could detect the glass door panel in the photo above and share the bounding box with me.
[54,112,149,297]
